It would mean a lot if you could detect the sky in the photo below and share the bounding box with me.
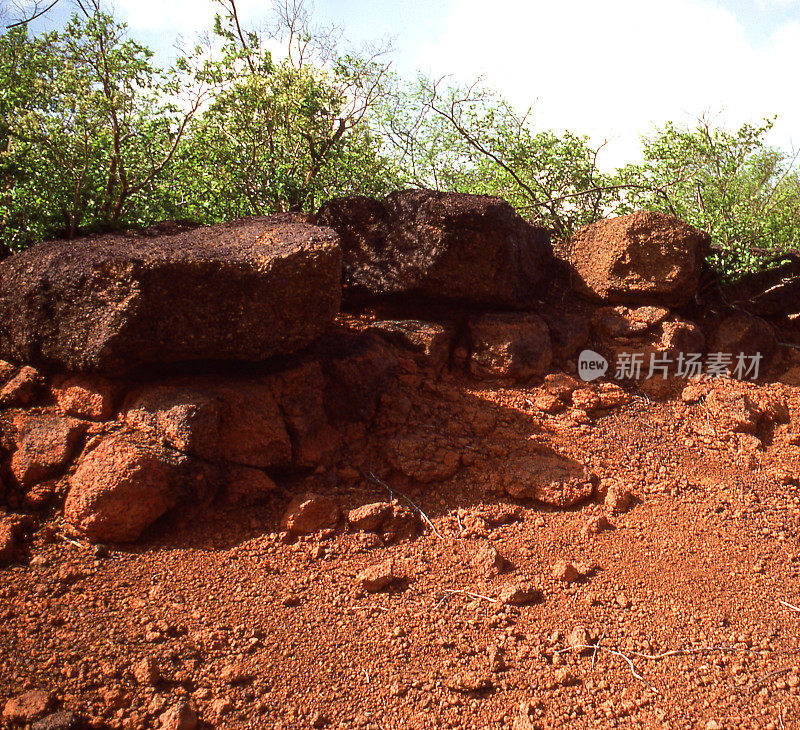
[13,0,800,170]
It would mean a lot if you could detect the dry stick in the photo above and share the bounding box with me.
[592,627,607,670]
[363,471,444,540]
[779,599,800,613]
[55,533,84,549]
[630,645,743,660]
[434,589,496,610]
[564,644,662,696]
[746,667,793,699]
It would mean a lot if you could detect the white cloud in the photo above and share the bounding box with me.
[416,0,800,169]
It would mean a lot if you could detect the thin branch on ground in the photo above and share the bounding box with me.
[592,627,606,669]
[362,470,444,540]
[561,643,662,695]
[779,599,800,613]
[746,667,793,699]
[434,589,496,610]
[55,533,84,548]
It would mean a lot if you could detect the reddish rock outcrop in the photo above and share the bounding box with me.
[568,211,708,306]
[316,190,552,308]
[122,379,292,468]
[268,362,340,468]
[0,216,341,374]
[709,313,777,362]
[468,312,552,380]
[0,365,43,407]
[367,319,455,372]
[52,374,118,421]
[10,415,87,489]
[64,431,217,542]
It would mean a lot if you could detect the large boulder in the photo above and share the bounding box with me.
[316,190,552,308]
[568,211,709,306]
[64,431,218,542]
[0,215,341,375]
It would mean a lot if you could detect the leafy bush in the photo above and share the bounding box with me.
[2,0,799,283]
[615,117,800,279]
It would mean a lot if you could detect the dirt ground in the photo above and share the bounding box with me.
[3,373,800,730]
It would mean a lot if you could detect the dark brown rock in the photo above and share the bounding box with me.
[281,493,340,534]
[468,312,552,380]
[31,712,84,730]
[367,319,455,372]
[709,313,777,362]
[316,190,552,307]
[222,466,277,507]
[64,431,217,542]
[568,211,708,306]
[0,216,341,374]
[592,305,671,338]
[719,253,800,317]
[10,415,87,488]
[320,333,399,425]
[541,310,591,362]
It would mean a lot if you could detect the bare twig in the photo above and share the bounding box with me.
[362,471,444,540]
[779,599,800,613]
[55,533,84,548]
[434,589,496,610]
[6,0,62,28]
[592,627,606,669]
[563,643,661,695]
[746,667,792,699]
